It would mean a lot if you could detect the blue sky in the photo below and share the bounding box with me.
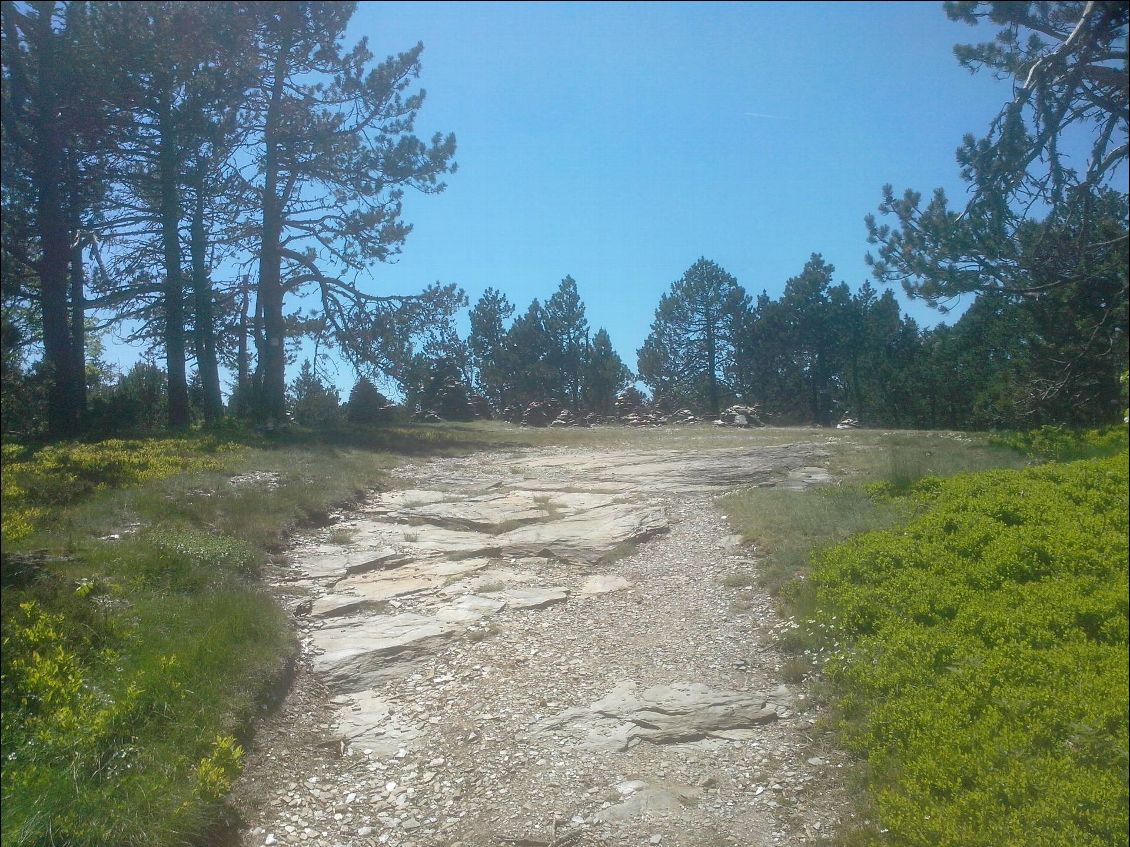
[97,2,1017,394]
[316,0,1014,391]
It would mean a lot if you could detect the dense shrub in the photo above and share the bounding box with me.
[812,454,1129,846]
[85,362,170,436]
[990,424,1128,462]
[417,357,474,421]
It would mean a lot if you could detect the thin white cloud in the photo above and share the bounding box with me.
[743,111,790,120]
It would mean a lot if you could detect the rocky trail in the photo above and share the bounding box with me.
[232,441,851,847]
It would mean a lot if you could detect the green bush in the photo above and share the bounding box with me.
[811,454,1129,846]
[990,424,1128,462]
[287,360,342,427]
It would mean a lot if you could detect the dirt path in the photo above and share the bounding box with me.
[232,442,850,847]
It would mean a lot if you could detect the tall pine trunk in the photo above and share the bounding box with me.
[705,311,720,417]
[235,283,251,418]
[808,352,823,426]
[69,231,86,426]
[255,31,291,427]
[157,90,190,429]
[189,173,223,425]
[30,6,81,439]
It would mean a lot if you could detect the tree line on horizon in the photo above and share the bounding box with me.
[289,241,1125,432]
[639,243,1126,428]
[3,1,1126,440]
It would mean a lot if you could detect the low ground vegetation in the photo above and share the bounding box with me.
[989,423,1129,463]
[0,427,431,845]
[721,426,1129,847]
[816,453,1128,846]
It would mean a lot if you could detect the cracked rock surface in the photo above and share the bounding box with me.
[232,442,851,847]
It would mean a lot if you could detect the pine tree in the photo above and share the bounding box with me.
[467,287,514,410]
[506,299,556,406]
[731,291,802,420]
[346,376,391,425]
[583,328,631,415]
[248,2,457,425]
[865,3,1128,415]
[92,1,256,429]
[2,1,112,437]
[288,360,341,427]
[544,275,589,410]
[776,255,852,426]
[637,258,747,416]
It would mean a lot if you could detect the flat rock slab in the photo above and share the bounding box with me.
[312,576,439,618]
[396,492,550,532]
[510,479,629,494]
[312,613,459,690]
[438,568,538,597]
[365,489,453,511]
[395,491,619,533]
[597,781,703,822]
[495,503,668,563]
[532,680,792,751]
[312,558,493,617]
[330,689,422,755]
[342,548,412,576]
[479,586,569,610]
[398,527,502,559]
[291,527,418,580]
[500,446,829,493]
[431,594,507,623]
[288,544,394,581]
[578,574,632,595]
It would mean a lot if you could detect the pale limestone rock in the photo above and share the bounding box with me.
[431,594,506,623]
[578,574,632,595]
[311,575,439,618]
[397,527,501,559]
[532,680,791,751]
[478,586,569,610]
[314,557,494,617]
[330,690,422,755]
[595,782,702,821]
[495,503,668,563]
[437,568,537,597]
[342,548,411,576]
[396,491,552,532]
[312,613,459,689]
[365,489,453,511]
[395,490,615,532]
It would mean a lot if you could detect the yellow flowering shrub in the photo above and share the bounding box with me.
[194,735,244,802]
